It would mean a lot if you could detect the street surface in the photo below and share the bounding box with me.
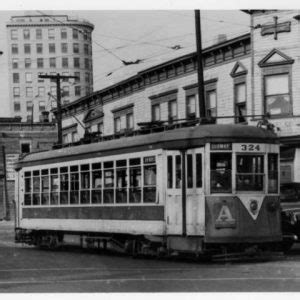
[0,221,300,292]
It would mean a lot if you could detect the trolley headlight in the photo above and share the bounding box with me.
[250,200,258,213]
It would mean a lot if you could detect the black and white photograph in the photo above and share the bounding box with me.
[0,0,300,295]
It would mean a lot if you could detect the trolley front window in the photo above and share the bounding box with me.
[210,153,232,193]
[236,155,264,191]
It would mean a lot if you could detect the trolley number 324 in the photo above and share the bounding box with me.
[239,144,261,152]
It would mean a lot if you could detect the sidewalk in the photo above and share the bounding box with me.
[0,219,15,231]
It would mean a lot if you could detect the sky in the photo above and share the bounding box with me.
[0,4,250,117]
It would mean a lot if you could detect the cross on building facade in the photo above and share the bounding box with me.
[261,16,291,40]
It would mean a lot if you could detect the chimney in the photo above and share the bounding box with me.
[215,34,227,44]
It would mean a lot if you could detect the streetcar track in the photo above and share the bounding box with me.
[0,276,300,286]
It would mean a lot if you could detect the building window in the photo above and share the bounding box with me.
[84,44,89,55]
[27,115,33,123]
[62,86,70,97]
[12,44,18,54]
[97,122,103,134]
[37,58,44,68]
[12,59,18,69]
[13,73,19,84]
[206,90,217,117]
[234,82,246,123]
[36,28,42,39]
[48,29,55,39]
[264,73,291,116]
[21,142,31,154]
[113,105,134,134]
[14,102,21,111]
[38,87,45,97]
[74,57,80,68]
[62,72,69,82]
[38,72,44,82]
[152,104,160,121]
[75,86,81,96]
[168,100,177,122]
[39,101,46,112]
[74,72,80,83]
[11,29,18,40]
[62,57,69,68]
[13,87,20,98]
[186,95,196,119]
[85,72,90,83]
[24,44,31,54]
[26,101,33,112]
[36,43,43,54]
[73,43,79,54]
[61,28,67,39]
[49,57,56,68]
[50,72,56,83]
[50,86,56,96]
[23,29,30,40]
[25,72,32,83]
[73,28,79,39]
[85,58,89,69]
[26,87,33,97]
[25,58,31,68]
[61,43,68,53]
[84,30,88,40]
[49,43,55,53]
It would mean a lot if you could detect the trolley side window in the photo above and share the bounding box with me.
[70,165,79,204]
[236,155,264,191]
[268,153,278,194]
[210,153,232,193]
[41,169,50,205]
[103,161,114,204]
[32,170,40,205]
[143,156,156,203]
[24,171,32,206]
[50,168,59,205]
[60,167,69,205]
[92,163,102,204]
[116,159,127,203]
[129,158,141,203]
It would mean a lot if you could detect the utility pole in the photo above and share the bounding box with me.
[39,73,78,145]
[195,10,206,120]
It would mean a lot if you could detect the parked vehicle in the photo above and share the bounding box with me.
[280,182,300,251]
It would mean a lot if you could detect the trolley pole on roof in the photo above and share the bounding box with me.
[39,73,78,145]
[195,10,206,120]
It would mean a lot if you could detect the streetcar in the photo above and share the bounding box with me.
[14,124,282,257]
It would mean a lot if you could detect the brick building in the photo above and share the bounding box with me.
[59,10,300,183]
[0,117,57,220]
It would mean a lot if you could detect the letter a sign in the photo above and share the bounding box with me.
[215,204,236,229]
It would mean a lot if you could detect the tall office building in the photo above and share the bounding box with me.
[6,13,94,122]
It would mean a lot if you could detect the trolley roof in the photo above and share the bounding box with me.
[16,124,278,169]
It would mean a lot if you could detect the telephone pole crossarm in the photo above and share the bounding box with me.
[38,73,79,146]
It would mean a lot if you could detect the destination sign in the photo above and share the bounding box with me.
[210,143,232,151]
[144,156,156,164]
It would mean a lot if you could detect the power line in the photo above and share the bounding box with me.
[35,10,126,63]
